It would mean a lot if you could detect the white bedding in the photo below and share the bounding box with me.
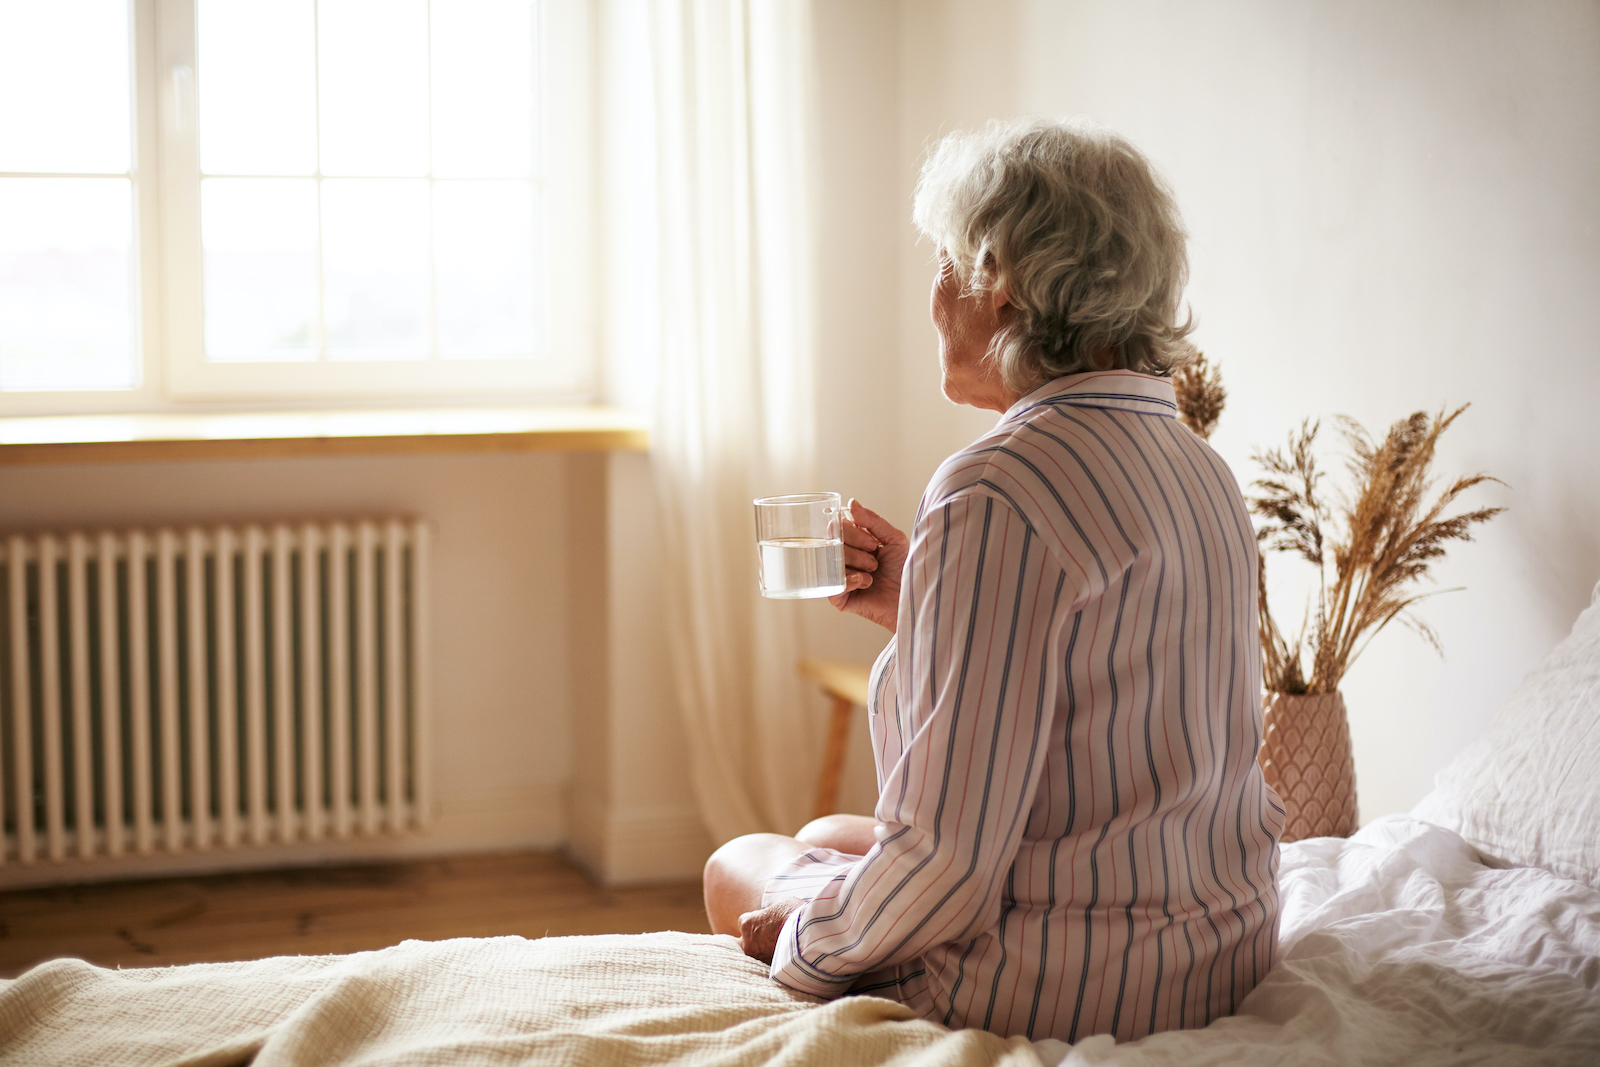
[1033,815,1600,1067]
[3,816,1597,1066]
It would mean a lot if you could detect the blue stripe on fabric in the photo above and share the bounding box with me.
[1017,390,1179,419]
[1025,569,1069,1040]
[981,868,1022,1031]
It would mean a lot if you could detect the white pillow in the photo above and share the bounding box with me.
[1412,578,1600,888]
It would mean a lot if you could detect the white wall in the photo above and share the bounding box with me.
[565,452,708,883]
[879,0,1600,821]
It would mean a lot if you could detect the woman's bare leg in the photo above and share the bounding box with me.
[703,833,809,936]
[703,815,881,937]
[796,813,878,856]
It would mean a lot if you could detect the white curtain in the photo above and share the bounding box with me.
[603,0,822,843]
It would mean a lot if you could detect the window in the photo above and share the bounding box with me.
[0,0,593,415]
[0,0,139,394]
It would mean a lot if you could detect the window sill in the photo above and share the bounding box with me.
[0,406,648,466]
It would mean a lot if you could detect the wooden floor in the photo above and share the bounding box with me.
[0,852,711,979]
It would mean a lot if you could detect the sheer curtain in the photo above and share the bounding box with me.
[603,0,822,843]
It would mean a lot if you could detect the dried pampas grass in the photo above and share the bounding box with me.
[1250,407,1504,695]
[1173,349,1226,441]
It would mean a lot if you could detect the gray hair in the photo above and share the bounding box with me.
[913,117,1196,392]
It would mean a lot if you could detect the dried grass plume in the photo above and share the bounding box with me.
[1173,349,1226,441]
[1250,406,1504,694]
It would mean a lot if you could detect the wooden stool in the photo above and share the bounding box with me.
[800,660,872,820]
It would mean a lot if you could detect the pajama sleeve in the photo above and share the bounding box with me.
[768,491,1071,997]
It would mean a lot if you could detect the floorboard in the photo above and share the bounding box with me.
[0,852,712,978]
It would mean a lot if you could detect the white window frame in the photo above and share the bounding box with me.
[0,0,595,417]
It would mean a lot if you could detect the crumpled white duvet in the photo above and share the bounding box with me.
[1032,815,1600,1067]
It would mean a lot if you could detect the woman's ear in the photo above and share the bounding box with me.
[987,276,1015,328]
[979,253,1012,312]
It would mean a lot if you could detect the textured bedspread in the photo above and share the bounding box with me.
[0,928,1033,1066]
[3,817,1598,1066]
[1035,816,1600,1067]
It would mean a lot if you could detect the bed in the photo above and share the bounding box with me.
[5,582,1600,1066]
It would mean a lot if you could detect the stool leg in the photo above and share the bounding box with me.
[813,695,854,820]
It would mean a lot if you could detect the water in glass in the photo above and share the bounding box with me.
[758,537,845,599]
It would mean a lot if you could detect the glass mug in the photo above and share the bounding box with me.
[753,493,847,599]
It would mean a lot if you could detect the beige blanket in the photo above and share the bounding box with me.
[0,931,1039,1067]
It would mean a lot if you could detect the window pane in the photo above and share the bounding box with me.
[435,181,538,358]
[188,0,551,372]
[432,0,538,178]
[318,0,429,177]
[0,178,136,390]
[0,0,130,173]
[198,0,317,176]
[202,179,318,362]
[322,179,429,359]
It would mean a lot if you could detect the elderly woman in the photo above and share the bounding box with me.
[704,118,1283,1044]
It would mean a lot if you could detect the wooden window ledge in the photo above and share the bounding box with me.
[0,407,649,466]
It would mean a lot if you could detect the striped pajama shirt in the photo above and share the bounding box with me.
[766,370,1284,1042]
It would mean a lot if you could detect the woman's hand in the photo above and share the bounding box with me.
[829,500,908,634]
[738,897,803,964]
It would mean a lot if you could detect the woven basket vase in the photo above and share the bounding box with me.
[1258,691,1359,842]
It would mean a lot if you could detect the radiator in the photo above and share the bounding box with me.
[0,519,431,866]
